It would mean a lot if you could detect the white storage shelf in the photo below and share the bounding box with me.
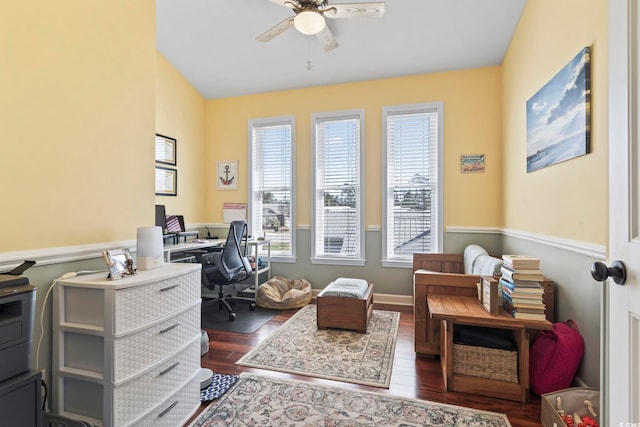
[248,239,271,292]
[52,263,202,427]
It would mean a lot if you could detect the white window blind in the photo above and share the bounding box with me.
[249,117,295,259]
[383,103,443,264]
[312,110,364,264]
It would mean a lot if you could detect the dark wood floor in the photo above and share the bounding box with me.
[191,303,543,427]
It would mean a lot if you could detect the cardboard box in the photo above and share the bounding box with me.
[541,387,599,427]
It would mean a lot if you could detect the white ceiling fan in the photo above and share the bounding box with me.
[257,0,385,51]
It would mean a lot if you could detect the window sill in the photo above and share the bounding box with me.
[271,256,296,264]
[310,257,366,267]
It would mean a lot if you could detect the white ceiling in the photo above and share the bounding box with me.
[156,0,527,100]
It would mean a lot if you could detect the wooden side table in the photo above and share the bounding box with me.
[427,295,552,402]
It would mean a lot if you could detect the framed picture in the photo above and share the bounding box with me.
[103,248,136,280]
[217,160,238,190]
[155,166,177,196]
[155,134,176,166]
[526,47,591,173]
[461,154,485,173]
[481,276,499,315]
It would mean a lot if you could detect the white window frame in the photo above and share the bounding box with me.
[311,109,365,266]
[248,116,296,263]
[382,102,444,268]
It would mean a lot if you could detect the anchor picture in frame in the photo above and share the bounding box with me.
[217,160,238,190]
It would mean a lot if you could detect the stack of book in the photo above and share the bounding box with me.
[500,255,546,321]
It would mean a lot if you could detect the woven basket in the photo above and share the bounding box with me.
[453,344,518,383]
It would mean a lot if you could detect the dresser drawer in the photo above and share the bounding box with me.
[133,373,200,427]
[114,337,200,426]
[113,304,200,382]
[113,269,200,334]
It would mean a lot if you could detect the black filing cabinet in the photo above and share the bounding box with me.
[0,370,42,427]
[0,272,40,427]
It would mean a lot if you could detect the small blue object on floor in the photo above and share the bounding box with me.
[200,373,240,401]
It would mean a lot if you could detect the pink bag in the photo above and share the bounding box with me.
[529,320,584,395]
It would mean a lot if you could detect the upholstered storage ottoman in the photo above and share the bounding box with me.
[316,278,374,333]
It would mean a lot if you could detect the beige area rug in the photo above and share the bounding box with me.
[236,304,399,388]
[189,373,512,427]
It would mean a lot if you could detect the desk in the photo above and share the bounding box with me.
[163,239,224,263]
[176,231,199,243]
[427,295,552,402]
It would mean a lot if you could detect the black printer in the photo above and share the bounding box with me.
[0,263,36,382]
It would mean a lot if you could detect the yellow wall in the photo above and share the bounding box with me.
[155,53,207,223]
[0,0,606,253]
[205,67,503,228]
[0,1,156,251]
[502,0,608,245]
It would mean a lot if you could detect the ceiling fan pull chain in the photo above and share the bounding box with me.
[306,40,314,70]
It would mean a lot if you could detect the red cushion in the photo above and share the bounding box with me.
[530,320,585,395]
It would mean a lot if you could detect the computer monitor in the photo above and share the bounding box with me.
[155,205,167,232]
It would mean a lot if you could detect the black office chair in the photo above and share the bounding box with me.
[195,221,256,321]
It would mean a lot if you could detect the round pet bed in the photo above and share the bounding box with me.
[256,276,312,309]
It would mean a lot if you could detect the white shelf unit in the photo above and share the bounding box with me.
[52,263,202,427]
[247,239,271,295]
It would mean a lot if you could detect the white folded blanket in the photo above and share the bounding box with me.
[318,277,369,298]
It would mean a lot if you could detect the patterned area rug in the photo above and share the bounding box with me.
[189,373,512,427]
[199,373,239,401]
[236,304,399,388]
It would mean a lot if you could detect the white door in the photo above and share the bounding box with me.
[605,0,640,423]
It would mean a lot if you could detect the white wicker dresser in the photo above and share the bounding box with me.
[52,263,201,427]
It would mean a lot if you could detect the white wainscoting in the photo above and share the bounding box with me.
[0,226,606,271]
[446,226,606,259]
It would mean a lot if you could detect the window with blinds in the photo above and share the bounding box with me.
[311,110,365,265]
[249,117,295,259]
[382,103,443,265]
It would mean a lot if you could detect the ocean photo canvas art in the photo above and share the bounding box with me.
[526,47,591,173]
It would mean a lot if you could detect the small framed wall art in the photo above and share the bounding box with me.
[155,166,177,196]
[155,134,176,166]
[217,160,238,190]
[461,154,486,173]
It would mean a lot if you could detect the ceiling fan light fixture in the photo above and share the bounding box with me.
[294,10,325,35]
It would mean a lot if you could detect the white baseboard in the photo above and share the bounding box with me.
[573,376,590,388]
[373,293,413,306]
[311,289,413,307]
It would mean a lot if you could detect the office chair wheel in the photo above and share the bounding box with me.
[250,303,256,311]
[228,312,236,321]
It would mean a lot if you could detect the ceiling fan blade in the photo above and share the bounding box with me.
[324,2,385,19]
[256,17,295,42]
[268,0,296,8]
[315,25,338,51]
